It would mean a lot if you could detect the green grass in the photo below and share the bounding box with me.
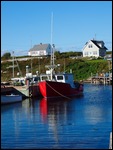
[1,57,111,82]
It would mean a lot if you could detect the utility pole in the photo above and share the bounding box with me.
[31,37,32,75]
[12,51,14,78]
[64,58,65,73]
[38,58,40,74]
[31,56,32,74]
[108,60,111,83]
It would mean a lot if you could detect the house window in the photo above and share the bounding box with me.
[85,52,88,55]
[32,51,37,55]
[93,51,97,55]
[40,50,44,55]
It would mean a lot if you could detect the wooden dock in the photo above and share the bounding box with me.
[91,73,112,85]
[1,84,41,99]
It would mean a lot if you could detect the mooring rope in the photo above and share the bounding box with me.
[46,81,71,100]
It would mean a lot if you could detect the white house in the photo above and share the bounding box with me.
[28,43,52,56]
[82,40,108,58]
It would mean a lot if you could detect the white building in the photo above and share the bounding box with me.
[28,43,52,56]
[82,40,108,58]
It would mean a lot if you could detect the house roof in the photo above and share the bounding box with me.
[29,43,50,51]
[91,40,108,50]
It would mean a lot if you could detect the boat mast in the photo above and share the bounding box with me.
[50,12,54,80]
[51,12,53,66]
[45,12,56,80]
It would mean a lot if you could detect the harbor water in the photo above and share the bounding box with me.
[1,83,112,149]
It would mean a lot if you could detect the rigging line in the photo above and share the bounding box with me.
[46,81,71,100]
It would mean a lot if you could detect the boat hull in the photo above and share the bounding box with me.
[39,81,83,98]
[1,95,22,104]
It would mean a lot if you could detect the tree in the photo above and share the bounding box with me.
[54,51,60,58]
[2,52,11,60]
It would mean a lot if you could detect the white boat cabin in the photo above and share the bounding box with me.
[40,73,75,88]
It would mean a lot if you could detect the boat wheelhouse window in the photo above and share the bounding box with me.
[52,75,56,80]
[57,76,63,80]
[34,77,38,81]
[42,76,48,80]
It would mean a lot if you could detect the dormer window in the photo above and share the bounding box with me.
[88,44,93,48]
[98,42,104,48]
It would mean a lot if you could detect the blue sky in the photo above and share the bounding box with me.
[1,1,112,56]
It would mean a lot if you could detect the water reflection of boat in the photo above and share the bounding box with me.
[40,98,47,122]
[40,97,68,122]
[40,97,68,148]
